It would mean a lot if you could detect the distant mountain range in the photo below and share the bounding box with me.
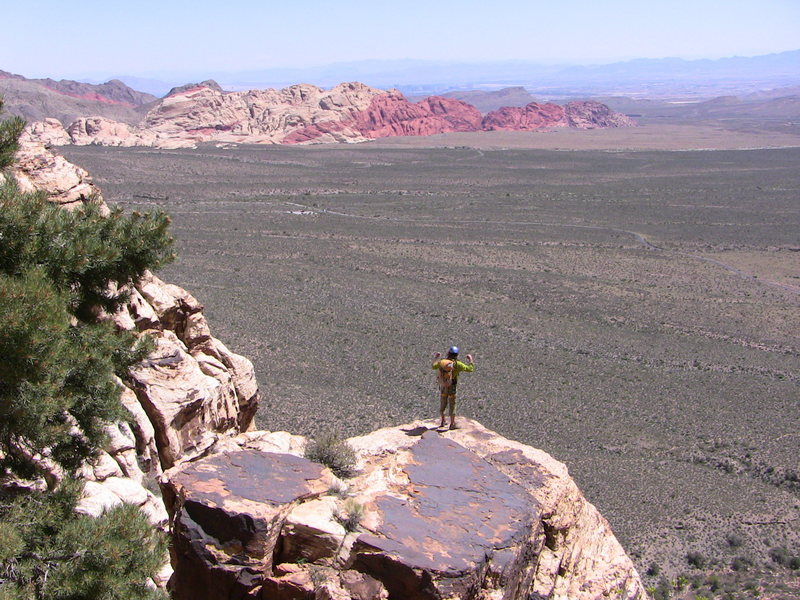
[0,70,156,125]
[98,50,800,99]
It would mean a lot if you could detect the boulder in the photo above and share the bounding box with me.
[21,118,71,146]
[117,379,161,475]
[67,116,138,146]
[137,271,203,335]
[127,330,240,469]
[114,448,146,484]
[75,480,123,517]
[10,137,106,210]
[191,337,260,431]
[101,475,149,506]
[91,451,124,480]
[163,449,335,600]
[162,419,646,600]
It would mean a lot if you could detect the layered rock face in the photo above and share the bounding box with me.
[23,81,634,148]
[7,139,260,532]
[163,419,646,600]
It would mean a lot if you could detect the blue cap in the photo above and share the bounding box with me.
[448,346,459,355]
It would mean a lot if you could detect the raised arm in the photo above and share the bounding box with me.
[460,354,475,372]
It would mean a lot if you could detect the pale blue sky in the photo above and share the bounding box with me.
[4,0,799,79]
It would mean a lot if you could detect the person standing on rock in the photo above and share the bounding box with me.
[432,346,475,430]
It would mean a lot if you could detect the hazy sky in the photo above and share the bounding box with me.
[4,0,799,79]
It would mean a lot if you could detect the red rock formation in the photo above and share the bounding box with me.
[354,93,483,138]
[283,93,483,144]
[482,102,568,131]
[22,81,635,148]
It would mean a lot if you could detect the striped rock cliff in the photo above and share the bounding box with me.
[23,81,635,148]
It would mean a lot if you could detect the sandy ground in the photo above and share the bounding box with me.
[360,124,800,151]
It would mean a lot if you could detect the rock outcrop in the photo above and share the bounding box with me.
[284,92,484,144]
[162,419,646,600]
[482,102,570,131]
[6,138,260,529]
[67,116,144,146]
[13,131,106,210]
[564,101,637,129]
[482,100,637,131]
[22,81,634,148]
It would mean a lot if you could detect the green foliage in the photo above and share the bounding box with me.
[731,555,752,571]
[0,103,171,599]
[304,432,357,478]
[768,546,800,569]
[0,185,174,321]
[653,576,671,600]
[725,532,745,548]
[0,171,171,479]
[0,487,166,599]
[338,499,364,532]
[0,99,24,171]
[686,551,707,569]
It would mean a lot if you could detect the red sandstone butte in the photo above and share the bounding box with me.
[481,102,568,131]
[283,93,483,144]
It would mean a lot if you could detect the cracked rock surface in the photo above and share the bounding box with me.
[163,420,646,600]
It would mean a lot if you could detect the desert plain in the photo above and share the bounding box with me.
[60,121,800,590]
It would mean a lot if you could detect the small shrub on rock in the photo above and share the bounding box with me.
[725,532,745,548]
[338,498,365,532]
[653,576,671,600]
[305,432,357,478]
[687,551,706,569]
[731,555,752,571]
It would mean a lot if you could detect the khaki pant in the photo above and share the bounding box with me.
[439,381,457,416]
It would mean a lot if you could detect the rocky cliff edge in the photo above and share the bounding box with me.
[162,419,647,600]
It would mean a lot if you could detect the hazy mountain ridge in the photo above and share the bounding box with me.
[101,49,800,99]
[0,69,156,125]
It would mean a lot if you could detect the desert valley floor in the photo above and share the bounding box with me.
[60,128,800,583]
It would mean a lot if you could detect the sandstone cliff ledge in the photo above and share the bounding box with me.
[163,419,646,600]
